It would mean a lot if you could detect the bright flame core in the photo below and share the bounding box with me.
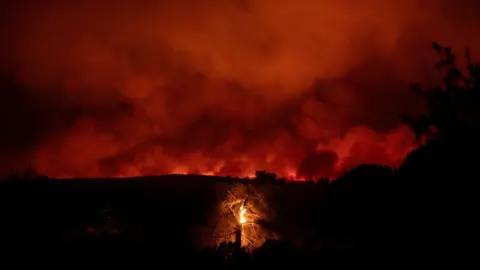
[239,205,247,224]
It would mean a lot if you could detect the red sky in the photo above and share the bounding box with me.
[0,0,479,179]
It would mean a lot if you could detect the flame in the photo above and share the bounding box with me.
[239,205,247,224]
[215,184,275,251]
[1,0,470,180]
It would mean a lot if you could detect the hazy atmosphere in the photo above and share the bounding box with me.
[1,0,479,178]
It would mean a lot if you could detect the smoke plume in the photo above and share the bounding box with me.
[1,0,479,179]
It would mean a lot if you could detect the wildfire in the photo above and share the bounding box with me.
[210,183,279,252]
[239,205,247,224]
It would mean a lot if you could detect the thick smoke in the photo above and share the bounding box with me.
[1,0,479,179]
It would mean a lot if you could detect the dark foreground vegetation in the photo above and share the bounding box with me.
[1,44,479,266]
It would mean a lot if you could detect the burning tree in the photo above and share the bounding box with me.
[211,183,277,252]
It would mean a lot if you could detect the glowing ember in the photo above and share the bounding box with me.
[239,205,247,224]
[211,183,278,251]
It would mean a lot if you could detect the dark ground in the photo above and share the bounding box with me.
[0,151,476,267]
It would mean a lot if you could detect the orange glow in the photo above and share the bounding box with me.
[0,0,476,180]
[239,205,247,224]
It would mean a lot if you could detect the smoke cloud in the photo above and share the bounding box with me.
[1,0,479,179]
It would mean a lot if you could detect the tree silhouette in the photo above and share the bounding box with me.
[395,43,480,258]
[401,42,480,144]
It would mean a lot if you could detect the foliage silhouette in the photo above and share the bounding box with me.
[402,42,480,144]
